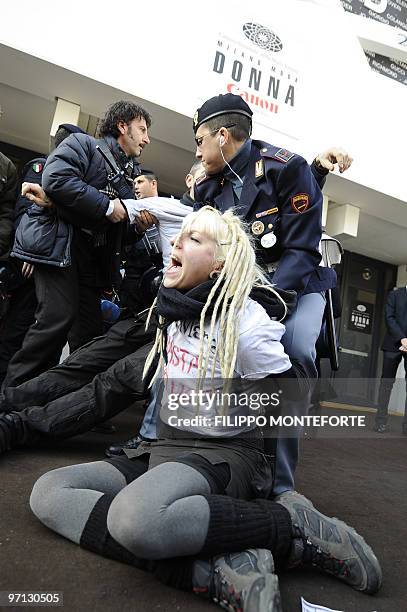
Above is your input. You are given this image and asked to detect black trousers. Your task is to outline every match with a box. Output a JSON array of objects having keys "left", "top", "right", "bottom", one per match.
[
  {"left": 3, "top": 232, "right": 105, "bottom": 388},
  {"left": 2, "top": 311, "right": 156, "bottom": 442},
  {"left": 0, "top": 279, "right": 37, "bottom": 386},
  {"left": 376, "top": 351, "right": 407, "bottom": 426}
]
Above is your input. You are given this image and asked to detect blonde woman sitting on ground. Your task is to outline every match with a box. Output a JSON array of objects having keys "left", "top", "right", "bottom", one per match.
[{"left": 30, "top": 207, "right": 381, "bottom": 612}]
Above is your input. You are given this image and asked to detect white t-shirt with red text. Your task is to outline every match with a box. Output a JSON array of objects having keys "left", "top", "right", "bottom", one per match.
[{"left": 160, "top": 297, "right": 291, "bottom": 436}]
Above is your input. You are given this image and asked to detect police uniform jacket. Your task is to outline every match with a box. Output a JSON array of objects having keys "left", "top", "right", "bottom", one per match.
[
  {"left": 0, "top": 152, "right": 17, "bottom": 258},
  {"left": 194, "top": 139, "right": 336, "bottom": 297},
  {"left": 11, "top": 156, "right": 73, "bottom": 268},
  {"left": 381, "top": 287, "right": 407, "bottom": 352},
  {"left": 14, "top": 157, "right": 47, "bottom": 227}
]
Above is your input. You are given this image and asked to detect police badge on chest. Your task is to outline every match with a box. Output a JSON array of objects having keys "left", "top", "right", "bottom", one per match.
[{"left": 251, "top": 220, "right": 277, "bottom": 249}]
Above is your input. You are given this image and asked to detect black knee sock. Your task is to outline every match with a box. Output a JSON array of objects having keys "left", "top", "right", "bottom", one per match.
[
  {"left": 80, "top": 493, "right": 292, "bottom": 590},
  {"left": 153, "top": 557, "right": 195, "bottom": 591},
  {"left": 155, "top": 496, "right": 293, "bottom": 591},
  {"left": 80, "top": 494, "right": 194, "bottom": 591},
  {"left": 79, "top": 494, "right": 152, "bottom": 571},
  {"left": 200, "top": 495, "right": 293, "bottom": 569}
]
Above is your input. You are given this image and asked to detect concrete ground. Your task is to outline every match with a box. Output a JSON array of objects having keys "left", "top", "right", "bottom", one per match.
[{"left": 0, "top": 406, "right": 406, "bottom": 612}]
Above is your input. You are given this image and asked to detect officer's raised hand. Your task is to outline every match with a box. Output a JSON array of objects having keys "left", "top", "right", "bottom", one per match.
[
  {"left": 315, "top": 148, "right": 353, "bottom": 174},
  {"left": 400, "top": 338, "right": 407, "bottom": 352},
  {"left": 107, "top": 198, "right": 128, "bottom": 223}
]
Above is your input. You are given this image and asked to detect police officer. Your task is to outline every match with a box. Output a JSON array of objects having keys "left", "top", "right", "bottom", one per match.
[
  {"left": 0, "top": 149, "right": 37, "bottom": 386},
  {"left": 0, "top": 151, "right": 20, "bottom": 384},
  {"left": 1, "top": 124, "right": 88, "bottom": 389},
  {"left": 192, "top": 93, "right": 337, "bottom": 495},
  {"left": 0, "top": 151, "right": 17, "bottom": 258}
]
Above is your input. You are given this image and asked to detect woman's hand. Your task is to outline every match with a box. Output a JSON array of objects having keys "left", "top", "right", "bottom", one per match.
[{"left": 22, "top": 262, "right": 35, "bottom": 279}]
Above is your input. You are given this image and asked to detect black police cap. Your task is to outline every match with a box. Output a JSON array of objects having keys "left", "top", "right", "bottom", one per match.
[
  {"left": 58, "top": 123, "right": 87, "bottom": 135},
  {"left": 193, "top": 93, "right": 253, "bottom": 133}
]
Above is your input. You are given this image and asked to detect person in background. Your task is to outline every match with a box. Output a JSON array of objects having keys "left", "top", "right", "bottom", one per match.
[
  {"left": 0, "top": 151, "right": 17, "bottom": 259},
  {"left": 0, "top": 150, "right": 18, "bottom": 384},
  {"left": 119, "top": 172, "right": 162, "bottom": 318},
  {"left": 0, "top": 125, "right": 85, "bottom": 388},
  {"left": 374, "top": 286, "right": 407, "bottom": 434}
]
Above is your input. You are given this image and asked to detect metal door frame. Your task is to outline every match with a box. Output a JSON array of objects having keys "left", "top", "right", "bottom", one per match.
[{"left": 333, "top": 250, "right": 397, "bottom": 406}]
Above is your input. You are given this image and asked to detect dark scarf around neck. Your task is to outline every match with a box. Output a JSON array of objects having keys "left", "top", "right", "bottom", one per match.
[{"left": 156, "top": 281, "right": 296, "bottom": 325}]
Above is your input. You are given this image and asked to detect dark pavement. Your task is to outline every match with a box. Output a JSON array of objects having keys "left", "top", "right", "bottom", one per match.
[{"left": 1, "top": 406, "right": 406, "bottom": 612}]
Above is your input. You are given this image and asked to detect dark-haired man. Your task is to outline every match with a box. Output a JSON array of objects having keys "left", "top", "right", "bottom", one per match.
[
  {"left": 2, "top": 103, "right": 151, "bottom": 389},
  {"left": 134, "top": 173, "right": 158, "bottom": 200},
  {"left": 120, "top": 172, "right": 162, "bottom": 317},
  {"left": 43, "top": 100, "right": 151, "bottom": 287},
  {"left": 192, "top": 93, "right": 350, "bottom": 495}
]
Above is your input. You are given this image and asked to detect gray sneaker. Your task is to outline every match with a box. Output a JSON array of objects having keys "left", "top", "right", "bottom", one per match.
[
  {"left": 273, "top": 489, "right": 315, "bottom": 509},
  {"left": 193, "top": 548, "right": 282, "bottom": 612},
  {"left": 277, "top": 494, "right": 382, "bottom": 594}
]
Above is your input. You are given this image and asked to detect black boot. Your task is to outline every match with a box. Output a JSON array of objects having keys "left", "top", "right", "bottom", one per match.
[
  {"left": 0, "top": 412, "right": 25, "bottom": 455},
  {"left": 105, "top": 434, "right": 155, "bottom": 458}
]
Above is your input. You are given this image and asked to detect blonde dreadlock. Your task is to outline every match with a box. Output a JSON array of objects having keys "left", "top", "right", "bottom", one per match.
[{"left": 142, "top": 206, "right": 287, "bottom": 386}]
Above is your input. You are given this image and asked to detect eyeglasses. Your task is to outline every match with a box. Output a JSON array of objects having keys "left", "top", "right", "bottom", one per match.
[{"left": 194, "top": 124, "right": 236, "bottom": 148}]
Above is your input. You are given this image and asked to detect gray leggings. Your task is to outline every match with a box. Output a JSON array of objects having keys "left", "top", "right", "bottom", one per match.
[{"left": 30, "top": 460, "right": 211, "bottom": 559}]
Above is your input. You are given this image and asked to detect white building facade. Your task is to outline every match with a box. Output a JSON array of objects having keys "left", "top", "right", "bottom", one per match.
[{"left": 1, "top": 0, "right": 406, "bottom": 408}]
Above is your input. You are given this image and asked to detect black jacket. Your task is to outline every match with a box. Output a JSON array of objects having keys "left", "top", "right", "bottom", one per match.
[
  {"left": 42, "top": 134, "right": 138, "bottom": 229},
  {"left": 381, "top": 288, "right": 407, "bottom": 352},
  {"left": 41, "top": 134, "right": 139, "bottom": 285},
  {"left": 0, "top": 152, "right": 17, "bottom": 258}
]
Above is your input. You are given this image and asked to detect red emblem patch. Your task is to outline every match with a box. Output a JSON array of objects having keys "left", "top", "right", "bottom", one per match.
[
  {"left": 273, "top": 148, "right": 295, "bottom": 163},
  {"left": 291, "top": 193, "right": 309, "bottom": 213}
]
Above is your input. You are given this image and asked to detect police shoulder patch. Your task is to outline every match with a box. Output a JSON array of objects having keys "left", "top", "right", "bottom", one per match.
[
  {"left": 291, "top": 193, "right": 310, "bottom": 213},
  {"left": 32, "top": 162, "right": 43, "bottom": 173},
  {"left": 273, "top": 148, "right": 295, "bottom": 163}
]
